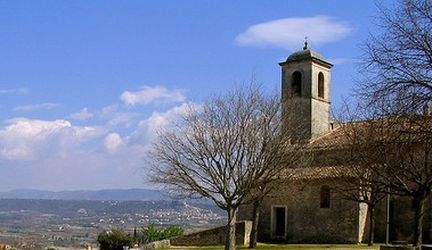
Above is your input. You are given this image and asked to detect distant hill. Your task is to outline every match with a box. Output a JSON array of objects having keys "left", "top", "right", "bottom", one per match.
[{"left": 0, "top": 188, "right": 171, "bottom": 201}]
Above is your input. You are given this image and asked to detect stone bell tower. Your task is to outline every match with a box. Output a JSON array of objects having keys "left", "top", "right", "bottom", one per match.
[{"left": 280, "top": 41, "right": 333, "bottom": 141}]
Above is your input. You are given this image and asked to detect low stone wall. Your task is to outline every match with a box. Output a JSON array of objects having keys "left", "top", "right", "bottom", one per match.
[
  {"left": 171, "top": 220, "right": 252, "bottom": 246},
  {"left": 140, "top": 240, "right": 170, "bottom": 250}
]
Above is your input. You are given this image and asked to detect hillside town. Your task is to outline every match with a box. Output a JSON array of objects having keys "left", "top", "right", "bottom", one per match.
[{"left": 0, "top": 200, "right": 225, "bottom": 249}]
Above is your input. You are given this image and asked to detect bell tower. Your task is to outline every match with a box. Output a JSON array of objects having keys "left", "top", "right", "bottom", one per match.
[{"left": 280, "top": 41, "right": 333, "bottom": 141}]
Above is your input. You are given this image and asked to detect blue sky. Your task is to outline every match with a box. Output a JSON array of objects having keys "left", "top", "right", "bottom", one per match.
[{"left": 0, "top": 0, "right": 379, "bottom": 191}]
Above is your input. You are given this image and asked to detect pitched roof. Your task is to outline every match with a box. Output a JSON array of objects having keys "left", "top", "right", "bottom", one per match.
[
  {"left": 291, "top": 165, "right": 360, "bottom": 180},
  {"left": 309, "top": 115, "right": 432, "bottom": 150}
]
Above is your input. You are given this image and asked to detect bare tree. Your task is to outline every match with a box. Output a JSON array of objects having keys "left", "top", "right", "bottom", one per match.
[
  {"left": 337, "top": 114, "right": 432, "bottom": 246},
  {"left": 360, "top": 0, "right": 432, "bottom": 116},
  {"left": 356, "top": 0, "right": 432, "bottom": 246},
  {"left": 369, "top": 116, "right": 432, "bottom": 247},
  {"left": 149, "top": 85, "right": 302, "bottom": 250}
]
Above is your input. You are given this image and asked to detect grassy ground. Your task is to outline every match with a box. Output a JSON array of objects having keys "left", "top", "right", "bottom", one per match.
[{"left": 170, "top": 243, "right": 380, "bottom": 250}]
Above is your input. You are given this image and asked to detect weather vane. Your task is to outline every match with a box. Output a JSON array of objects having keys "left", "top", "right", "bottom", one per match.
[{"left": 303, "top": 36, "right": 308, "bottom": 50}]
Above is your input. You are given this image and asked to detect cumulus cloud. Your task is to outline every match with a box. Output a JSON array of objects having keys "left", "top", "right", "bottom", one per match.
[
  {"left": 0, "top": 148, "right": 148, "bottom": 190},
  {"left": 142, "top": 103, "right": 191, "bottom": 131},
  {"left": 108, "top": 112, "right": 139, "bottom": 127},
  {"left": 104, "top": 133, "right": 124, "bottom": 153},
  {"left": 0, "top": 116, "right": 149, "bottom": 190},
  {"left": 14, "top": 103, "right": 59, "bottom": 111},
  {"left": 120, "top": 86, "right": 186, "bottom": 106},
  {"left": 0, "top": 118, "right": 103, "bottom": 160},
  {"left": 132, "top": 102, "right": 197, "bottom": 143},
  {"left": 69, "top": 108, "right": 94, "bottom": 120},
  {"left": 0, "top": 86, "right": 195, "bottom": 190},
  {"left": 99, "top": 105, "right": 139, "bottom": 127},
  {"left": 235, "top": 16, "right": 352, "bottom": 50}
]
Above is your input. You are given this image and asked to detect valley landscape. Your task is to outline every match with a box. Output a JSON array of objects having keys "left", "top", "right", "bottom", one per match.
[{"left": 0, "top": 189, "right": 226, "bottom": 249}]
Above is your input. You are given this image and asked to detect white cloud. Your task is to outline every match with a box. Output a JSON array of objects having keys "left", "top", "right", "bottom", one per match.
[
  {"left": 235, "top": 16, "right": 352, "bottom": 50},
  {"left": 69, "top": 108, "right": 94, "bottom": 120},
  {"left": 0, "top": 88, "right": 29, "bottom": 95},
  {"left": 142, "top": 102, "right": 191, "bottom": 132},
  {"left": 104, "top": 133, "right": 124, "bottom": 153},
  {"left": 0, "top": 116, "right": 149, "bottom": 190},
  {"left": 0, "top": 85, "right": 195, "bottom": 189},
  {"left": 120, "top": 85, "right": 186, "bottom": 106},
  {"left": 0, "top": 148, "right": 148, "bottom": 190},
  {"left": 99, "top": 105, "right": 139, "bottom": 127},
  {"left": 108, "top": 112, "right": 139, "bottom": 126},
  {"left": 14, "top": 103, "right": 59, "bottom": 111},
  {"left": 101, "top": 104, "right": 118, "bottom": 115},
  {"left": 0, "top": 118, "right": 103, "bottom": 160},
  {"left": 133, "top": 102, "right": 197, "bottom": 143}
]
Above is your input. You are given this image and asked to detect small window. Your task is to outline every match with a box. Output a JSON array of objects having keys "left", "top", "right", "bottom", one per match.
[
  {"left": 291, "top": 71, "right": 302, "bottom": 97},
  {"left": 320, "top": 185, "right": 331, "bottom": 208},
  {"left": 318, "top": 72, "right": 324, "bottom": 98}
]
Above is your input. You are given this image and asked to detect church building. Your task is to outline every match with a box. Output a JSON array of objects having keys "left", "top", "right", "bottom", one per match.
[{"left": 239, "top": 43, "right": 432, "bottom": 244}]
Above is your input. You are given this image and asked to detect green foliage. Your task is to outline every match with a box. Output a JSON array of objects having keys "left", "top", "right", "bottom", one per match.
[
  {"left": 163, "top": 225, "right": 184, "bottom": 238},
  {"left": 140, "top": 224, "right": 184, "bottom": 243},
  {"left": 97, "top": 229, "right": 135, "bottom": 250}
]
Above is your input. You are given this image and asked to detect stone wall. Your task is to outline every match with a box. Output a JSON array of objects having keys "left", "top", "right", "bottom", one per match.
[
  {"left": 170, "top": 220, "right": 252, "bottom": 246},
  {"left": 241, "top": 177, "right": 432, "bottom": 245},
  {"left": 141, "top": 240, "right": 170, "bottom": 250},
  {"left": 239, "top": 178, "right": 362, "bottom": 243}
]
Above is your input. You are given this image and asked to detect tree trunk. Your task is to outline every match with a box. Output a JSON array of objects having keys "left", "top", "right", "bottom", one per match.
[
  {"left": 225, "top": 207, "right": 238, "bottom": 250},
  {"left": 367, "top": 204, "right": 375, "bottom": 246},
  {"left": 249, "top": 199, "right": 261, "bottom": 248},
  {"left": 413, "top": 195, "right": 425, "bottom": 247}
]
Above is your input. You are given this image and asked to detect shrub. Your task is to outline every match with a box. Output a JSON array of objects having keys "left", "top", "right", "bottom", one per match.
[
  {"left": 141, "top": 224, "right": 183, "bottom": 243},
  {"left": 97, "top": 229, "right": 135, "bottom": 250}
]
